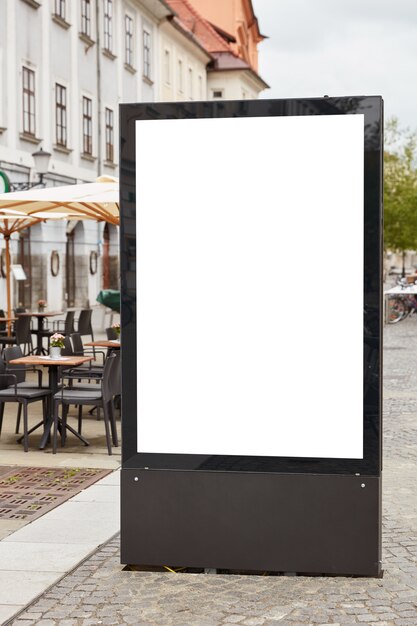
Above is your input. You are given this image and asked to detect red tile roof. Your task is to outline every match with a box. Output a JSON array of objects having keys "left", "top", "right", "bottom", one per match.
[
  {"left": 165, "top": 0, "right": 268, "bottom": 87},
  {"left": 166, "top": 0, "right": 232, "bottom": 54},
  {"left": 210, "top": 51, "right": 251, "bottom": 71}
]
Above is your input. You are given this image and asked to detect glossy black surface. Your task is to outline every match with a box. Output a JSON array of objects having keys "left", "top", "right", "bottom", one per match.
[
  {"left": 121, "top": 469, "right": 381, "bottom": 576},
  {"left": 120, "top": 96, "right": 383, "bottom": 475}
]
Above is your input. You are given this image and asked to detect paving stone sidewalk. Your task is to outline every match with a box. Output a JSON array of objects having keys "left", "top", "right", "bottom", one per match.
[{"left": 10, "top": 321, "right": 417, "bottom": 626}]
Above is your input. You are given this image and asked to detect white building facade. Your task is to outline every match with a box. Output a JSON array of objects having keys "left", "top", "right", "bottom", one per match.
[{"left": 0, "top": 0, "right": 267, "bottom": 312}]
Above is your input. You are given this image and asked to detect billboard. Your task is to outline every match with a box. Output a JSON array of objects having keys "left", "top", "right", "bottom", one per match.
[{"left": 120, "top": 97, "right": 383, "bottom": 576}]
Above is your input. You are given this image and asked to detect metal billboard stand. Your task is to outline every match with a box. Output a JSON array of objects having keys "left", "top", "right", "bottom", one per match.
[{"left": 120, "top": 96, "right": 383, "bottom": 577}]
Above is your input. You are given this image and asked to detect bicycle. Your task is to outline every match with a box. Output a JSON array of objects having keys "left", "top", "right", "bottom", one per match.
[{"left": 387, "top": 278, "right": 417, "bottom": 323}]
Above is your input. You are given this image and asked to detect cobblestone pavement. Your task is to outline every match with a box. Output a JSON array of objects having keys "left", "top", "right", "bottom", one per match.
[{"left": 10, "top": 321, "right": 417, "bottom": 626}]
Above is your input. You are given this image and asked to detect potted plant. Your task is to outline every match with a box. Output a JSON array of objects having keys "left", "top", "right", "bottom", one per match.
[
  {"left": 111, "top": 322, "right": 120, "bottom": 338},
  {"left": 38, "top": 299, "right": 47, "bottom": 312},
  {"left": 50, "top": 333, "right": 65, "bottom": 359}
]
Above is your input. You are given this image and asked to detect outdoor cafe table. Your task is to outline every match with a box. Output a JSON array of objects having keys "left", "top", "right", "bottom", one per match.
[
  {"left": 84, "top": 340, "right": 120, "bottom": 349},
  {"left": 10, "top": 354, "right": 93, "bottom": 450},
  {"left": 17, "top": 311, "right": 63, "bottom": 355}
]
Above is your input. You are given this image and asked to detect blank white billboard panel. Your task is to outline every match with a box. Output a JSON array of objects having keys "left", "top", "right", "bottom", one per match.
[{"left": 136, "top": 114, "right": 364, "bottom": 459}]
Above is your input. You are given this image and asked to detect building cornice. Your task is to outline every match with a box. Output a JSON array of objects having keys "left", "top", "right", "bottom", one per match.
[
  {"left": 136, "top": 0, "right": 175, "bottom": 21},
  {"left": 208, "top": 66, "right": 269, "bottom": 91}
]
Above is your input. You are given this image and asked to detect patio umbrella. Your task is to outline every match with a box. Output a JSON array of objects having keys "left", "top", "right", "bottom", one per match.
[
  {"left": 0, "top": 176, "right": 119, "bottom": 329},
  {"left": 0, "top": 175, "right": 119, "bottom": 224},
  {"left": 96, "top": 289, "right": 120, "bottom": 312}
]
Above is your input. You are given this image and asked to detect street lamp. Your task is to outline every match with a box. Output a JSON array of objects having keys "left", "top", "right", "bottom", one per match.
[
  {"left": 6, "top": 147, "right": 51, "bottom": 191},
  {"left": 31, "top": 148, "right": 51, "bottom": 186}
]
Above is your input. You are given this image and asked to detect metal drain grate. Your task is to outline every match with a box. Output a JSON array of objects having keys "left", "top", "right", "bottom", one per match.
[{"left": 0, "top": 466, "right": 112, "bottom": 521}]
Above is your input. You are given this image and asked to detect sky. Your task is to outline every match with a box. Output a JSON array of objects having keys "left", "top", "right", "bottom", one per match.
[{"left": 253, "top": 0, "right": 417, "bottom": 131}]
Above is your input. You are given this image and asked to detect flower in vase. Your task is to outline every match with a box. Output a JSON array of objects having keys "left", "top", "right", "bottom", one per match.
[
  {"left": 50, "top": 333, "right": 65, "bottom": 348},
  {"left": 111, "top": 322, "right": 120, "bottom": 336}
]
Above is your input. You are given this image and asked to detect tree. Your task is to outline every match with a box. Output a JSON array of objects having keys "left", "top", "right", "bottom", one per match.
[{"left": 384, "top": 119, "right": 417, "bottom": 270}]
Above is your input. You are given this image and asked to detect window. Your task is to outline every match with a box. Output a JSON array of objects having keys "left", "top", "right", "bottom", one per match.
[
  {"left": 103, "top": 0, "right": 113, "bottom": 52},
  {"left": 105, "top": 108, "right": 114, "bottom": 162},
  {"left": 55, "top": 84, "right": 67, "bottom": 147},
  {"left": 54, "top": 0, "right": 65, "bottom": 19},
  {"left": 143, "top": 29, "right": 151, "bottom": 79},
  {"left": 212, "top": 89, "right": 224, "bottom": 99},
  {"left": 81, "top": 0, "right": 91, "bottom": 37},
  {"left": 188, "top": 68, "right": 193, "bottom": 100},
  {"left": 125, "top": 15, "right": 133, "bottom": 66},
  {"left": 82, "top": 96, "right": 92, "bottom": 155},
  {"left": 22, "top": 67, "right": 36, "bottom": 136},
  {"left": 164, "top": 50, "right": 170, "bottom": 84},
  {"left": 178, "top": 59, "right": 183, "bottom": 92}
]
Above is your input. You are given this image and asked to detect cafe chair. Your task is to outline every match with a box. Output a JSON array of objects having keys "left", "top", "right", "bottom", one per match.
[
  {"left": 37, "top": 312, "right": 76, "bottom": 353},
  {"left": 77, "top": 309, "right": 94, "bottom": 344},
  {"left": 61, "top": 335, "right": 74, "bottom": 356},
  {"left": 69, "top": 333, "right": 105, "bottom": 378},
  {"left": 35, "top": 321, "right": 55, "bottom": 350},
  {"left": 14, "top": 307, "right": 36, "bottom": 333},
  {"left": 4, "top": 346, "right": 44, "bottom": 388},
  {"left": 62, "top": 331, "right": 112, "bottom": 418},
  {"left": 61, "top": 333, "right": 105, "bottom": 422},
  {"left": 0, "top": 309, "right": 8, "bottom": 337},
  {"left": 55, "top": 335, "right": 74, "bottom": 379},
  {"left": 3, "top": 346, "right": 44, "bottom": 433},
  {"left": 52, "top": 310, "right": 76, "bottom": 335},
  {"left": 61, "top": 335, "right": 101, "bottom": 391},
  {"left": 76, "top": 349, "right": 120, "bottom": 441},
  {"left": 55, "top": 338, "right": 75, "bottom": 410},
  {"left": 0, "top": 316, "right": 33, "bottom": 355},
  {"left": 0, "top": 316, "right": 18, "bottom": 351},
  {"left": 60, "top": 335, "right": 99, "bottom": 391},
  {"left": 105, "top": 327, "right": 120, "bottom": 362},
  {"left": 76, "top": 309, "right": 95, "bottom": 358},
  {"left": 106, "top": 327, "right": 118, "bottom": 340},
  {"left": 52, "top": 351, "right": 119, "bottom": 455},
  {"left": 0, "top": 358, "right": 50, "bottom": 452}
]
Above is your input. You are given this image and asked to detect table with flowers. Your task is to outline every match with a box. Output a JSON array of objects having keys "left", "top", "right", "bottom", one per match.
[
  {"left": 17, "top": 310, "right": 63, "bottom": 355},
  {"left": 11, "top": 353, "right": 94, "bottom": 450}
]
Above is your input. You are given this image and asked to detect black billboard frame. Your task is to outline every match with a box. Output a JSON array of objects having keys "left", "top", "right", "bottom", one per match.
[{"left": 120, "top": 96, "right": 383, "bottom": 576}]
